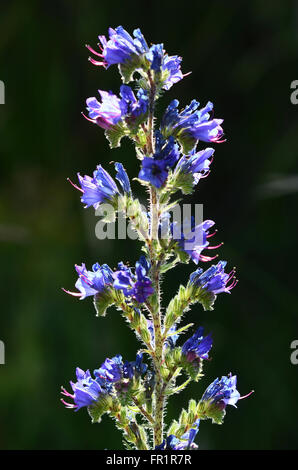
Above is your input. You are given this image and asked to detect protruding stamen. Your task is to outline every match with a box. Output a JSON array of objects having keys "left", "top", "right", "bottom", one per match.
[
  {"left": 67, "top": 177, "right": 83, "bottom": 192},
  {"left": 239, "top": 390, "right": 254, "bottom": 400},
  {"left": 200, "top": 254, "right": 218, "bottom": 262},
  {"left": 88, "top": 56, "right": 106, "bottom": 66},
  {"left": 85, "top": 44, "right": 103, "bottom": 57},
  {"left": 208, "top": 242, "right": 223, "bottom": 250},
  {"left": 81, "top": 111, "right": 95, "bottom": 123},
  {"left": 62, "top": 287, "right": 82, "bottom": 297},
  {"left": 207, "top": 229, "right": 218, "bottom": 238}
]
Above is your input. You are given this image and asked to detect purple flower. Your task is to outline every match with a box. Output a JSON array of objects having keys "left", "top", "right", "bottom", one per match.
[
  {"left": 84, "top": 85, "right": 148, "bottom": 130},
  {"left": 190, "top": 261, "right": 238, "bottom": 294},
  {"left": 86, "top": 26, "right": 149, "bottom": 68},
  {"left": 61, "top": 368, "right": 103, "bottom": 411},
  {"left": 138, "top": 133, "right": 180, "bottom": 188},
  {"left": 84, "top": 90, "right": 126, "bottom": 129},
  {"left": 175, "top": 147, "right": 215, "bottom": 185},
  {"left": 146, "top": 44, "right": 184, "bottom": 90},
  {"left": 200, "top": 374, "right": 241, "bottom": 410},
  {"left": 162, "top": 99, "right": 224, "bottom": 145},
  {"left": 63, "top": 262, "right": 113, "bottom": 300},
  {"left": 138, "top": 158, "right": 169, "bottom": 188},
  {"left": 172, "top": 218, "right": 222, "bottom": 264},
  {"left": 94, "top": 353, "right": 147, "bottom": 385},
  {"left": 69, "top": 163, "right": 130, "bottom": 209},
  {"left": 113, "top": 256, "right": 154, "bottom": 303},
  {"left": 94, "top": 354, "right": 124, "bottom": 383},
  {"left": 182, "top": 327, "right": 213, "bottom": 364},
  {"left": 120, "top": 85, "right": 149, "bottom": 118},
  {"left": 77, "top": 165, "right": 119, "bottom": 208}
]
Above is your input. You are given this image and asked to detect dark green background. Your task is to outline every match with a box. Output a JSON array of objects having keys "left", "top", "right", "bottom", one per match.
[{"left": 1, "top": 0, "right": 298, "bottom": 449}]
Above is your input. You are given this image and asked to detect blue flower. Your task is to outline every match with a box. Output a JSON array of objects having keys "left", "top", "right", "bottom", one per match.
[
  {"left": 172, "top": 218, "right": 221, "bottom": 264},
  {"left": 94, "top": 353, "right": 147, "bottom": 385},
  {"left": 162, "top": 99, "right": 224, "bottom": 145},
  {"left": 155, "top": 131, "right": 180, "bottom": 167},
  {"left": 146, "top": 44, "right": 184, "bottom": 90},
  {"left": 76, "top": 165, "right": 119, "bottom": 209},
  {"left": 85, "top": 90, "right": 126, "bottom": 129},
  {"left": 61, "top": 368, "right": 103, "bottom": 411},
  {"left": 64, "top": 263, "right": 113, "bottom": 300},
  {"left": 190, "top": 261, "right": 238, "bottom": 294},
  {"left": 87, "top": 26, "right": 149, "bottom": 68},
  {"left": 114, "top": 162, "right": 131, "bottom": 194},
  {"left": 113, "top": 256, "right": 154, "bottom": 303},
  {"left": 69, "top": 163, "right": 131, "bottom": 209},
  {"left": 84, "top": 85, "right": 148, "bottom": 129},
  {"left": 200, "top": 374, "right": 240, "bottom": 410},
  {"left": 155, "top": 420, "right": 200, "bottom": 450},
  {"left": 138, "top": 158, "right": 169, "bottom": 188},
  {"left": 182, "top": 327, "right": 213, "bottom": 363},
  {"left": 138, "top": 133, "right": 180, "bottom": 188},
  {"left": 94, "top": 355, "right": 124, "bottom": 383},
  {"left": 120, "top": 85, "right": 149, "bottom": 118},
  {"left": 175, "top": 147, "right": 215, "bottom": 185}
]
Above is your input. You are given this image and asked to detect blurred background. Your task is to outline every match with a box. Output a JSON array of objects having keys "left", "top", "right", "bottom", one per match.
[{"left": 0, "top": 0, "right": 298, "bottom": 450}]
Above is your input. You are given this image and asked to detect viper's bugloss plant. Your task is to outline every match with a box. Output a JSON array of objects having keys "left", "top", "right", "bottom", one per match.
[{"left": 61, "top": 25, "right": 253, "bottom": 450}]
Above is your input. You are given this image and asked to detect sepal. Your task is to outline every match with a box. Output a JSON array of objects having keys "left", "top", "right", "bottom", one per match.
[
  {"left": 197, "top": 400, "right": 225, "bottom": 425},
  {"left": 105, "top": 121, "right": 127, "bottom": 148},
  {"left": 93, "top": 289, "right": 115, "bottom": 317},
  {"left": 87, "top": 393, "right": 113, "bottom": 423}
]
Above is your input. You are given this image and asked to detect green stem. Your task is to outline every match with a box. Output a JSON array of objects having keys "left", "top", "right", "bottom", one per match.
[
  {"left": 145, "top": 70, "right": 165, "bottom": 447},
  {"left": 132, "top": 396, "right": 154, "bottom": 425}
]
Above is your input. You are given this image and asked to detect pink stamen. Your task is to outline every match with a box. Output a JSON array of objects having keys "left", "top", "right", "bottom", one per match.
[
  {"left": 85, "top": 44, "right": 103, "bottom": 57},
  {"left": 61, "top": 387, "right": 75, "bottom": 399},
  {"left": 61, "top": 398, "right": 76, "bottom": 409},
  {"left": 239, "top": 390, "right": 254, "bottom": 400},
  {"left": 201, "top": 170, "right": 211, "bottom": 179},
  {"left": 88, "top": 57, "right": 106, "bottom": 66},
  {"left": 227, "top": 279, "right": 238, "bottom": 290},
  {"left": 67, "top": 177, "right": 83, "bottom": 192},
  {"left": 207, "top": 230, "right": 218, "bottom": 238},
  {"left": 208, "top": 242, "right": 223, "bottom": 250},
  {"left": 200, "top": 254, "right": 218, "bottom": 262},
  {"left": 183, "top": 71, "right": 192, "bottom": 78},
  {"left": 62, "top": 288, "right": 82, "bottom": 298},
  {"left": 81, "top": 111, "right": 95, "bottom": 123}
]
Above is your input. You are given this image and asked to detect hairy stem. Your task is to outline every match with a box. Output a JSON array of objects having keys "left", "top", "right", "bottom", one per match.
[
  {"left": 146, "top": 70, "right": 165, "bottom": 447},
  {"left": 132, "top": 396, "right": 154, "bottom": 425}
]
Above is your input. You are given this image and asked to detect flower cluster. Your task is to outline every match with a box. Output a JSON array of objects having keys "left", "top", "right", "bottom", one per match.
[
  {"left": 63, "top": 262, "right": 113, "bottom": 300},
  {"left": 113, "top": 256, "right": 154, "bottom": 303},
  {"left": 68, "top": 162, "right": 130, "bottom": 210},
  {"left": 139, "top": 132, "right": 180, "bottom": 188},
  {"left": 61, "top": 353, "right": 148, "bottom": 411},
  {"left": 84, "top": 85, "right": 148, "bottom": 129},
  {"left": 61, "top": 24, "right": 251, "bottom": 451},
  {"left": 161, "top": 99, "right": 224, "bottom": 150},
  {"left": 190, "top": 260, "right": 238, "bottom": 295},
  {"left": 182, "top": 327, "right": 213, "bottom": 364}
]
